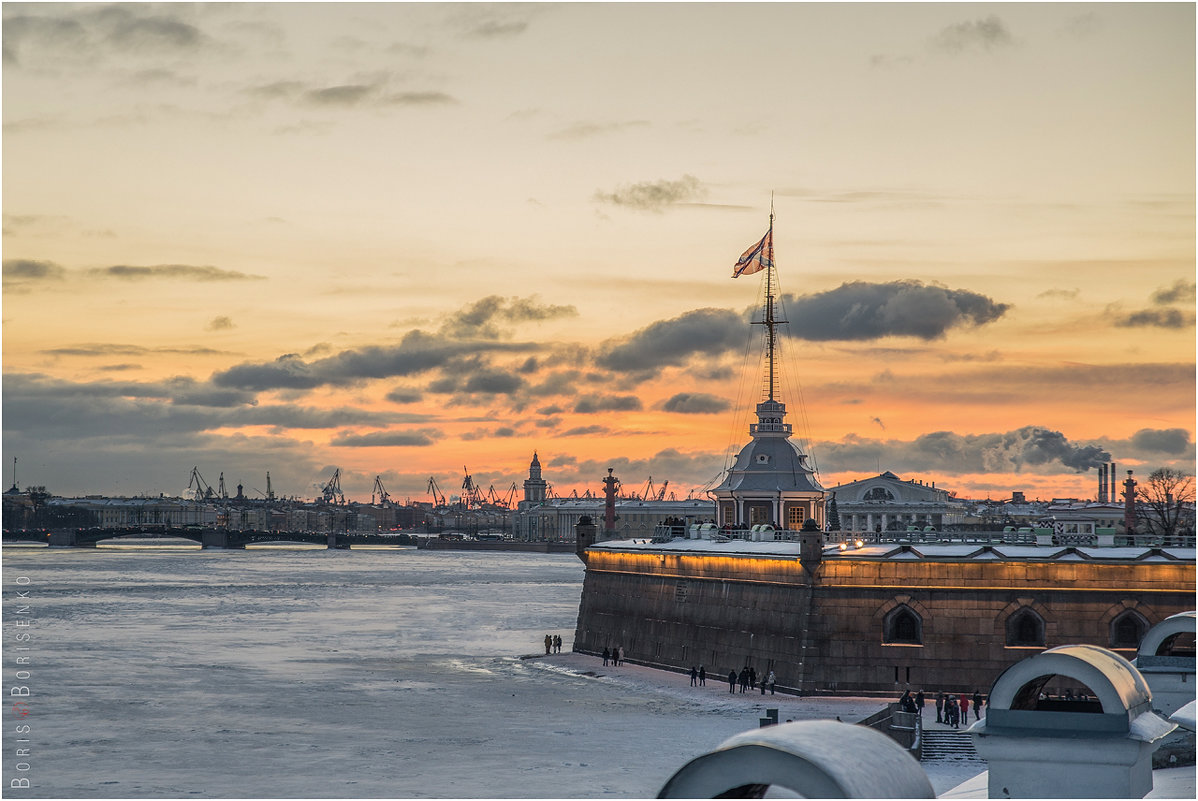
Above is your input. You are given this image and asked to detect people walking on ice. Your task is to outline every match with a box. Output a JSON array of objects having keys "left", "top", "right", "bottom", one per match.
[
  {"left": 553, "top": 634, "right": 562, "bottom": 653},
  {"left": 690, "top": 666, "right": 698, "bottom": 686},
  {"left": 617, "top": 645, "right": 624, "bottom": 666},
  {"left": 544, "top": 634, "right": 552, "bottom": 655},
  {"left": 699, "top": 666, "right": 706, "bottom": 686},
  {"left": 602, "top": 647, "right": 610, "bottom": 666},
  {"left": 727, "top": 669, "right": 736, "bottom": 693}
]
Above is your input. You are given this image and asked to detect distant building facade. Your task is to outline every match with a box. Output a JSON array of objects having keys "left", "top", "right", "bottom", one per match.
[{"left": 827, "top": 471, "right": 968, "bottom": 532}]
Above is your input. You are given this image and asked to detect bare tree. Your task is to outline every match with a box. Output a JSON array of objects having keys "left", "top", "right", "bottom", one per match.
[{"left": 1136, "top": 468, "right": 1196, "bottom": 541}]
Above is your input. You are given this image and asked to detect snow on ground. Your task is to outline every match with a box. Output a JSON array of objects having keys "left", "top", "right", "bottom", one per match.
[{"left": 530, "top": 653, "right": 987, "bottom": 797}]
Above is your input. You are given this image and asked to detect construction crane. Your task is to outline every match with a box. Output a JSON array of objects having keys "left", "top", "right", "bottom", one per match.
[
  {"left": 372, "top": 476, "right": 392, "bottom": 506},
  {"left": 427, "top": 476, "right": 446, "bottom": 507},
  {"left": 656, "top": 480, "right": 669, "bottom": 501},
  {"left": 187, "top": 467, "right": 216, "bottom": 501},
  {"left": 320, "top": 468, "right": 345, "bottom": 505},
  {"left": 218, "top": 472, "right": 228, "bottom": 500}
]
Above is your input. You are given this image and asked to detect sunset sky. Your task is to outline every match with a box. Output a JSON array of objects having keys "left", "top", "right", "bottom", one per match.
[{"left": 3, "top": 2, "right": 1194, "bottom": 505}]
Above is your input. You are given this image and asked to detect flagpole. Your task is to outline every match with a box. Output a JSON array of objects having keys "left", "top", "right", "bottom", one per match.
[{"left": 766, "top": 197, "right": 776, "bottom": 402}]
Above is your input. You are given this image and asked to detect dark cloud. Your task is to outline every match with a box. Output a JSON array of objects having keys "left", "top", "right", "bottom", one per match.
[
  {"left": 462, "top": 369, "right": 524, "bottom": 395},
  {"left": 1151, "top": 280, "right": 1196, "bottom": 305},
  {"left": 385, "top": 387, "right": 423, "bottom": 404},
  {"left": 212, "top": 330, "right": 538, "bottom": 392},
  {"left": 444, "top": 295, "right": 577, "bottom": 340},
  {"left": 780, "top": 281, "right": 1010, "bottom": 341},
  {"left": 930, "top": 15, "right": 1016, "bottom": 54},
  {"left": 2, "top": 14, "right": 88, "bottom": 66},
  {"left": 1114, "top": 308, "right": 1195, "bottom": 329},
  {"left": 105, "top": 13, "right": 206, "bottom": 52},
  {"left": 305, "top": 84, "right": 376, "bottom": 106},
  {"left": 329, "top": 430, "right": 439, "bottom": 447},
  {"left": 384, "top": 91, "right": 455, "bottom": 106},
  {"left": 246, "top": 81, "right": 305, "bottom": 99},
  {"left": 661, "top": 393, "right": 730, "bottom": 415},
  {"left": 1129, "top": 428, "right": 1192, "bottom": 455},
  {"left": 818, "top": 426, "right": 1110, "bottom": 477},
  {"left": 548, "top": 121, "right": 650, "bottom": 141},
  {"left": 537, "top": 405, "right": 564, "bottom": 416},
  {"left": 3, "top": 258, "right": 66, "bottom": 285},
  {"left": 595, "top": 308, "right": 743, "bottom": 371},
  {"left": 594, "top": 175, "right": 706, "bottom": 212},
  {"left": 573, "top": 395, "right": 642, "bottom": 414},
  {"left": 41, "top": 343, "right": 235, "bottom": 358},
  {"left": 206, "top": 316, "right": 235, "bottom": 331},
  {"left": 89, "top": 264, "right": 265, "bottom": 282},
  {"left": 1037, "top": 288, "right": 1080, "bottom": 300},
  {"left": 560, "top": 425, "right": 610, "bottom": 437},
  {"left": 450, "top": 5, "right": 541, "bottom": 39},
  {"left": 461, "top": 426, "right": 518, "bottom": 441}
]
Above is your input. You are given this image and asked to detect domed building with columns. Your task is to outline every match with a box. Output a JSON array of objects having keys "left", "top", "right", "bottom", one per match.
[{"left": 827, "top": 471, "right": 968, "bottom": 532}]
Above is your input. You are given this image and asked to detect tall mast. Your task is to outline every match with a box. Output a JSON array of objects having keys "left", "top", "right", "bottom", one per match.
[{"left": 755, "top": 197, "right": 783, "bottom": 402}]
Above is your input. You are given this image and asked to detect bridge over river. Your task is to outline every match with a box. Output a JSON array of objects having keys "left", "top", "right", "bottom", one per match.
[{"left": 1, "top": 526, "right": 410, "bottom": 549}]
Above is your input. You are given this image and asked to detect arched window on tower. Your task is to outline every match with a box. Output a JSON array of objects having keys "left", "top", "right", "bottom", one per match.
[
  {"left": 883, "top": 605, "right": 923, "bottom": 645},
  {"left": 1006, "top": 608, "right": 1046, "bottom": 648},
  {"left": 1109, "top": 610, "right": 1148, "bottom": 650}
]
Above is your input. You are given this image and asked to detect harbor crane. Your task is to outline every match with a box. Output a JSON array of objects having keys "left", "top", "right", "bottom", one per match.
[
  {"left": 427, "top": 476, "right": 446, "bottom": 507},
  {"left": 461, "top": 466, "right": 485, "bottom": 509},
  {"left": 188, "top": 467, "right": 217, "bottom": 501},
  {"left": 320, "top": 468, "right": 345, "bottom": 505},
  {"left": 372, "top": 476, "right": 392, "bottom": 506}
]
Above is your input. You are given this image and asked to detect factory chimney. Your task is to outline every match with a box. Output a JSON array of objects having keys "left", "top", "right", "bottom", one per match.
[{"left": 1099, "top": 464, "right": 1107, "bottom": 503}]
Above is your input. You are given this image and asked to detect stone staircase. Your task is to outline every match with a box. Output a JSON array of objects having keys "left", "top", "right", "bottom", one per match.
[{"left": 920, "top": 729, "right": 984, "bottom": 762}]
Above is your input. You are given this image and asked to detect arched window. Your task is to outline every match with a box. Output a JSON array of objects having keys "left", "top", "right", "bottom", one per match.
[
  {"left": 1006, "top": 608, "right": 1046, "bottom": 647},
  {"left": 864, "top": 487, "right": 894, "bottom": 502},
  {"left": 884, "top": 605, "right": 922, "bottom": 645},
  {"left": 1109, "top": 610, "right": 1147, "bottom": 649}
]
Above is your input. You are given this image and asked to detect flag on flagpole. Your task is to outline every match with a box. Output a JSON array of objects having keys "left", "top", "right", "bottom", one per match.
[{"left": 732, "top": 227, "right": 773, "bottom": 278}]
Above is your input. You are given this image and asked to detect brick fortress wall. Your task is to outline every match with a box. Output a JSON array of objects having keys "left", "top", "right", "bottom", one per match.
[{"left": 572, "top": 549, "right": 1194, "bottom": 695}]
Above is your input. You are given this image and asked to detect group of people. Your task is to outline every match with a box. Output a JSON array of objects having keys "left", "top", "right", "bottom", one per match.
[
  {"left": 898, "top": 689, "right": 986, "bottom": 728},
  {"left": 601, "top": 645, "right": 624, "bottom": 666},
  {"left": 936, "top": 691, "right": 985, "bottom": 727},
  {"left": 543, "top": 634, "right": 562, "bottom": 655},
  {"left": 726, "top": 665, "right": 777, "bottom": 695}
]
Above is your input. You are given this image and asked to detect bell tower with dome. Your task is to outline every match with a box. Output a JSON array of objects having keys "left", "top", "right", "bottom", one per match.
[{"left": 522, "top": 451, "right": 548, "bottom": 506}]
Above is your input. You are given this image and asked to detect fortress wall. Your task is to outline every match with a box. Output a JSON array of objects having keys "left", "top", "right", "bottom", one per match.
[{"left": 573, "top": 549, "right": 1195, "bottom": 695}]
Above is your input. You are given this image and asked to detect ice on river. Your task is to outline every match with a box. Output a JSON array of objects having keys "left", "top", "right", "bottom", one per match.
[{"left": 3, "top": 545, "right": 968, "bottom": 798}]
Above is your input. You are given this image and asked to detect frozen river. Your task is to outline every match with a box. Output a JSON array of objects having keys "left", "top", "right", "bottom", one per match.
[{"left": 2, "top": 544, "right": 918, "bottom": 798}]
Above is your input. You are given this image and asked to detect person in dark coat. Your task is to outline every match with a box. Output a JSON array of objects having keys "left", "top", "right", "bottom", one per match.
[
  {"left": 544, "top": 634, "right": 552, "bottom": 655},
  {"left": 935, "top": 692, "right": 945, "bottom": 723},
  {"left": 690, "top": 666, "right": 698, "bottom": 687},
  {"left": 699, "top": 666, "right": 706, "bottom": 686},
  {"left": 972, "top": 691, "right": 983, "bottom": 720},
  {"left": 602, "top": 647, "right": 610, "bottom": 666},
  {"left": 739, "top": 667, "right": 749, "bottom": 693},
  {"left": 915, "top": 690, "right": 925, "bottom": 717},
  {"left": 728, "top": 670, "right": 737, "bottom": 693},
  {"left": 748, "top": 666, "right": 757, "bottom": 691}
]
